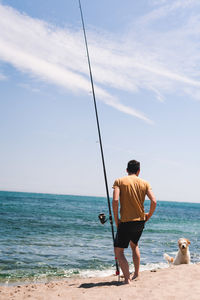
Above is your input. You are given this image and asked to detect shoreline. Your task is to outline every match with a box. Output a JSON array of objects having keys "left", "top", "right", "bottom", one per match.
[
  {"left": 0, "top": 262, "right": 169, "bottom": 287},
  {"left": 0, "top": 263, "right": 199, "bottom": 300}
]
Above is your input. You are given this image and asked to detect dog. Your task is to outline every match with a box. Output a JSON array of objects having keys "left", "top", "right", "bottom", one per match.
[{"left": 164, "top": 238, "right": 191, "bottom": 265}]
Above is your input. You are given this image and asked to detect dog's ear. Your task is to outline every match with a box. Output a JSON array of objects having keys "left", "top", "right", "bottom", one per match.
[{"left": 186, "top": 239, "right": 191, "bottom": 245}]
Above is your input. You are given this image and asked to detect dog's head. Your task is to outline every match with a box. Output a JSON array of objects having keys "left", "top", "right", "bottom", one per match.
[{"left": 178, "top": 238, "right": 190, "bottom": 253}]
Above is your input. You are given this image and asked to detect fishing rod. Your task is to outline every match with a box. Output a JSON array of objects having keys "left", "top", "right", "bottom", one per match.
[{"left": 78, "top": 0, "right": 120, "bottom": 276}]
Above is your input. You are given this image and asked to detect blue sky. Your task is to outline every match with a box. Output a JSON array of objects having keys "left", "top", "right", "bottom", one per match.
[{"left": 0, "top": 0, "right": 200, "bottom": 202}]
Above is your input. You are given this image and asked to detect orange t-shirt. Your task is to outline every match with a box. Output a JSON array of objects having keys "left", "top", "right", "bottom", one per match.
[{"left": 113, "top": 175, "right": 151, "bottom": 222}]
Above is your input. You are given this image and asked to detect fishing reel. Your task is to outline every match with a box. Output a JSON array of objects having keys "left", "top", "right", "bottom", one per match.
[{"left": 98, "top": 213, "right": 107, "bottom": 224}]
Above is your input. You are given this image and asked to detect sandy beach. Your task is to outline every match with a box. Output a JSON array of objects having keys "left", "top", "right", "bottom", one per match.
[{"left": 0, "top": 263, "right": 200, "bottom": 300}]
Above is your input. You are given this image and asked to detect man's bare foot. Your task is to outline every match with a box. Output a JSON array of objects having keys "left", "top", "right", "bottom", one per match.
[
  {"left": 124, "top": 279, "right": 131, "bottom": 284},
  {"left": 132, "top": 274, "right": 139, "bottom": 280}
]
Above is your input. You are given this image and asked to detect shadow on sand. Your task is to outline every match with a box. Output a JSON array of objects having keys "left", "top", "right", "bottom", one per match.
[{"left": 79, "top": 280, "right": 124, "bottom": 289}]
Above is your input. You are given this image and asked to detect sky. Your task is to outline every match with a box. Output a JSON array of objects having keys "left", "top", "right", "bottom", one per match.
[{"left": 0, "top": 0, "right": 200, "bottom": 203}]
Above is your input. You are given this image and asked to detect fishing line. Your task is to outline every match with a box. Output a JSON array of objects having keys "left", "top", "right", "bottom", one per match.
[{"left": 78, "top": 0, "right": 120, "bottom": 276}]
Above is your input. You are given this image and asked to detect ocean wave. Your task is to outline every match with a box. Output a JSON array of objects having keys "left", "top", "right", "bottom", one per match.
[{"left": 71, "top": 262, "right": 169, "bottom": 279}]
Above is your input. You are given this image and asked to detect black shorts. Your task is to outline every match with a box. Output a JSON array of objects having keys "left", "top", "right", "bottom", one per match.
[{"left": 114, "top": 221, "right": 145, "bottom": 248}]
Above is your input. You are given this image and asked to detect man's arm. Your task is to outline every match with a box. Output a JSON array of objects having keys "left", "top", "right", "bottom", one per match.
[
  {"left": 145, "top": 189, "right": 157, "bottom": 222},
  {"left": 112, "top": 186, "right": 120, "bottom": 227}
]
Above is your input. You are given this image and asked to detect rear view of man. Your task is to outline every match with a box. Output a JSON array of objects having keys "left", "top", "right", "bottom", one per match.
[{"left": 112, "top": 160, "right": 156, "bottom": 284}]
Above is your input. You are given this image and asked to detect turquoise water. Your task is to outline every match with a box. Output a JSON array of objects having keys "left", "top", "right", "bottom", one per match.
[{"left": 0, "top": 191, "right": 200, "bottom": 285}]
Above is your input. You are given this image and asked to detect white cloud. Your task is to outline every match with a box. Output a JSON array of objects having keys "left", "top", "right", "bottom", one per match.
[
  {"left": 146, "top": 0, "right": 200, "bottom": 24},
  {"left": 0, "top": 67, "right": 7, "bottom": 80},
  {"left": 126, "top": 0, "right": 200, "bottom": 100},
  {"left": 0, "top": 1, "right": 200, "bottom": 123},
  {"left": 0, "top": 73, "right": 7, "bottom": 80},
  {"left": 17, "top": 83, "right": 40, "bottom": 93},
  {"left": 0, "top": 4, "right": 152, "bottom": 123}
]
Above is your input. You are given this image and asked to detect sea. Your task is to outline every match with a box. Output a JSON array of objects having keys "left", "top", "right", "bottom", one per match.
[{"left": 0, "top": 191, "right": 200, "bottom": 286}]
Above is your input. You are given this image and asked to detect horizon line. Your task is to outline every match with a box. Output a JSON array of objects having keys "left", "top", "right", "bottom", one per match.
[{"left": 0, "top": 189, "right": 199, "bottom": 204}]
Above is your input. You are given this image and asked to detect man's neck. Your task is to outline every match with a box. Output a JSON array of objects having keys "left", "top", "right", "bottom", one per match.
[{"left": 128, "top": 171, "right": 140, "bottom": 176}]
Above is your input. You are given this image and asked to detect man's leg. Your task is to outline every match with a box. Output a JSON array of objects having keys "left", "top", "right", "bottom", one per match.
[
  {"left": 114, "top": 247, "right": 131, "bottom": 284},
  {"left": 130, "top": 241, "right": 140, "bottom": 279}
]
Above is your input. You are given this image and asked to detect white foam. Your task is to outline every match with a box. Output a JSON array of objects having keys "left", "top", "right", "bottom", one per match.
[
  {"left": 75, "top": 262, "right": 169, "bottom": 279},
  {"left": 79, "top": 269, "right": 114, "bottom": 278},
  {"left": 140, "top": 262, "right": 169, "bottom": 271}
]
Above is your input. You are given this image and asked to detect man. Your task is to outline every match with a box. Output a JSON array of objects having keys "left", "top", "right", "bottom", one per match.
[{"left": 112, "top": 160, "right": 156, "bottom": 284}]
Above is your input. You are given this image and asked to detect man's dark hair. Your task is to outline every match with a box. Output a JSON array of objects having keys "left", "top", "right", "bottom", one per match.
[{"left": 127, "top": 160, "right": 140, "bottom": 174}]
